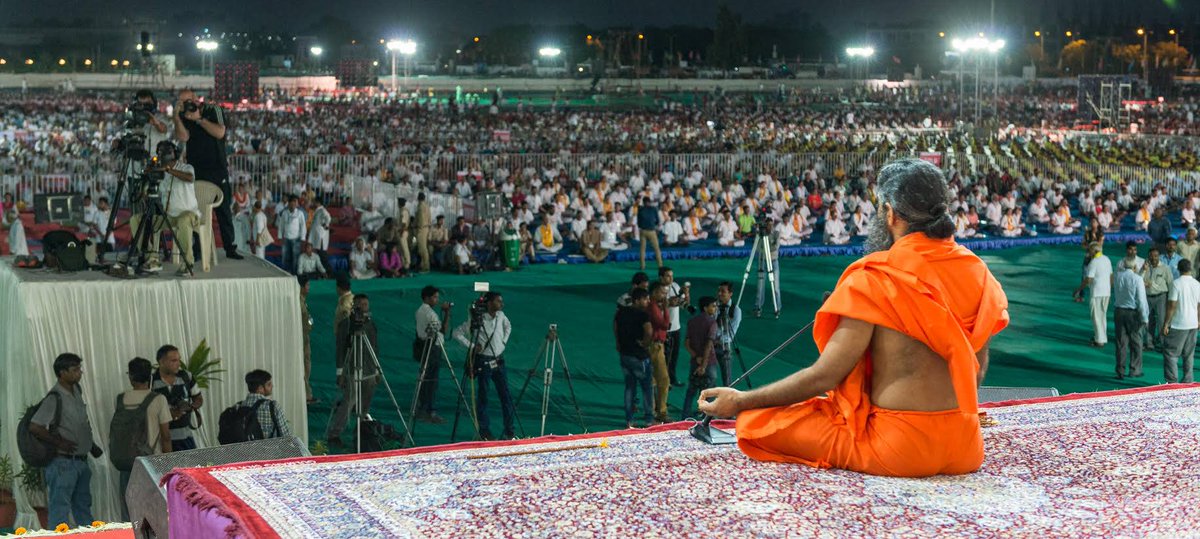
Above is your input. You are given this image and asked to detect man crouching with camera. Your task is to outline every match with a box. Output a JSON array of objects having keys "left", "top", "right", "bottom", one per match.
[
  {"left": 452, "top": 291, "right": 514, "bottom": 440},
  {"left": 154, "top": 141, "right": 200, "bottom": 276}
]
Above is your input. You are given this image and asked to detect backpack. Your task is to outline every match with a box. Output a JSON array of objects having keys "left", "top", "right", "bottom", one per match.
[
  {"left": 108, "top": 392, "right": 159, "bottom": 471},
  {"left": 217, "top": 400, "right": 275, "bottom": 445},
  {"left": 16, "top": 392, "right": 62, "bottom": 467}
]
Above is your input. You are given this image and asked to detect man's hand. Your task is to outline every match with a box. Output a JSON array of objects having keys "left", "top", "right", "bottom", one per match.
[
  {"left": 192, "top": 394, "right": 204, "bottom": 409},
  {"left": 692, "top": 364, "right": 706, "bottom": 377},
  {"left": 1163, "top": 325, "right": 1171, "bottom": 337},
  {"left": 183, "top": 108, "right": 201, "bottom": 122},
  {"left": 697, "top": 387, "right": 744, "bottom": 418},
  {"left": 90, "top": 444, "right": 103, "bottom": 458}
]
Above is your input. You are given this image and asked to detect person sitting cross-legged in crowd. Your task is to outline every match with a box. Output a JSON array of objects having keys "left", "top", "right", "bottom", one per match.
[
  {"left": 296, "top": 242, "right": 328, "bottom": 280},
  {"left": 379, "top": 243, "right": 405, "bottom": 278},
  {"left": 534, "top": 219, "right": 563, "bottom": 254}
]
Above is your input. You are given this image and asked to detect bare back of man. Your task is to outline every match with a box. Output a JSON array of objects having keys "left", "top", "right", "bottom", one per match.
[{"left": 869, "top": 326, "right": 960, "bottom": 412}]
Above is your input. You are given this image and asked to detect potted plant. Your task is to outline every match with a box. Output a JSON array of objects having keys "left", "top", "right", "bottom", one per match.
[
  {"left": 185, "top": 339, "right": 226, "bottom": 389},
  {"left": 0, "top": 453, "right": 15, "bottom": 529},
  {"left": 16, "top": 464, "right": 47, "bottom": 529}
]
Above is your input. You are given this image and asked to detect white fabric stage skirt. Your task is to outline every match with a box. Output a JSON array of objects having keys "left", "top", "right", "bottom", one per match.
[{"left": 0, "top": 256, "right": 306, "bottom": 526}]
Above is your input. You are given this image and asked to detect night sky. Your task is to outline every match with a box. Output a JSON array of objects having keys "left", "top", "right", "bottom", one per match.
[{"left": 2, "top": 0, "right": 1195, "bottom": 35}]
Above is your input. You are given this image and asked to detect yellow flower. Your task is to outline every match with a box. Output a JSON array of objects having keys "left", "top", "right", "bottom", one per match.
[
  {"left": 56, "top": 522, "right": 70, "bottom": 532},
  {"left": 14, "top": 527, "right": 27, "bottom": 535},
  {"left": 92, "top": 520, "right": 106, "bottom": 527}
]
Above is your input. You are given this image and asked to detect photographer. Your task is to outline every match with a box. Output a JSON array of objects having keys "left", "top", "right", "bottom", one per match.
[
  {"left": 658, "top": 267, "right": 691, "bottom": 387},
  {"left": 413, "top": 285, "right": 452, "bottom": 424},
  {"left": 134, "top": 89, "right": 171, "bottom": 152},
  {"left": 714, "top": 281, "right": 742, "bottom": 386},
  {"left": 452, "top": 291, "right": 514, "bottom": 440},
  {"left": 151, "top": 345, "right": 204, "bottom": 451},
  {"left": 173, "top": 89, "right": 243, "bottom": 260},
  {"left": 154, "top": 140, "right": 199, "bottom": 276},
  {"left": 326, "top": 293, "right": 378, "bottom": 447}
]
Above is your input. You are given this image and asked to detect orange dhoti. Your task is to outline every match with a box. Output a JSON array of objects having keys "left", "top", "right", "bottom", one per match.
[{"left": 735, "top": 233, "right": 1009, "bottom": 477}]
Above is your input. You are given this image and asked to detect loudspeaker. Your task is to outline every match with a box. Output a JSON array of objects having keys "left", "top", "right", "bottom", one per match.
[
  {"left": 475, "top": 191, "right": 509, "bottom": 221},
  {"left": 978, "top": 386, "right": 1060, "bottom": 403},
  {"left": 126, "top": 436, "right": 308, "bottom": 539},
  {"left": 33, "top": 192, "right": 83, "bottom": 225}
]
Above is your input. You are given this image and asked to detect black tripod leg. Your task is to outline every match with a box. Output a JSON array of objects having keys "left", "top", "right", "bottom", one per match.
[
  {"left": 556, "top": 342, "right": 588, "bottom": 433},
  {"left": 733, "top": 346, "right": 753, "bottom": 389}
]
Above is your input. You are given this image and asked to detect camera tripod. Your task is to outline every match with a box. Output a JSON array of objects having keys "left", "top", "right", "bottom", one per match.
[
  {"left": 514, "top": 326, "right": 587, "bottom": 437},
  {"left": 736, "top": 228, "right": 780, "bottom": 318},
  {"left": 408, "top": 326, "right": 479, "bottom": 442},
  {"left": 342, "top": 326, "right": 414, "bottom": 452},
  {"left": 716, "top": 306, "right": 753, "bottom": 389},
  {"left": 104, "top": 152, "right": 190, "bottom": 277}
]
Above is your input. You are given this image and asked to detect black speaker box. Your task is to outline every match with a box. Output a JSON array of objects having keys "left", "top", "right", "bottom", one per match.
[
  {"left": 33, "top": 192, "right": 83, "bottom": 225},
  {"left": 126, "top": 436, "right": 308, "bottom": 539}
]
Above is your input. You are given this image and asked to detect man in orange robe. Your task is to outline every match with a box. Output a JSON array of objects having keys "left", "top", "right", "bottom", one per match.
[{"left": 699, "top": 158, "right": 1009, "bottom": 478}]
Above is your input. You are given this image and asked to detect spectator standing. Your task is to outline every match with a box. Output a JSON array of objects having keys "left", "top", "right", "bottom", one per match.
[
  {"left": 1178, "top": 227, "right": 1200, "bottom": 271},
  {"left": 614, "top": 288, "right": 654, "bottom": 428},
  {"left": 1076, "top": 242, "right": 1112, "bottom": 347},
  {"left": 714, "top": 282, "right": 742, "bottom": 386},
  {"left": 452, "top": 291, "right": 515, "bottom": 440},
  {"left": 1144, "top": 248, "right": 1174, "bottom": 352},
  {"left": 646, "top": 283, "right": 672, "bottom": 424},
  {"left": 28, "top": 353, "right": 102, "bottom": 529},
  {"left": 240, "top": 370, "right": 292, "bottom": 439},
  {"left": 112, "top": 357, "right": 172, "bottom": 519},
  {"left": 681, "top": 297, "right": 719, "bottom": 420},
  {"left": 299, "top": 277, "right": 316, "bottom": 403},
  {"left": 275, "top": 196, "right": 307, "bottom": 274},
  {"left": 251, "top": 205, "right": 272, "bottom": 259},
  {"left": 1163, "top": 259, "right": 1200, "bottom": 383},
  {"left": 1148, "top": 208, "right": 1173, "bottom": 253},
  {"left": 1112, "top": 262, "right": 1149, "bottom": 379},
  {"left": 414, "top": 193, "right": 432, "bottom": 272},
  {"left": 636, "top": 197, "right": 663, "bottom": 270},
  {"left": 659, "top": 267, "right": 690, "bottom": 387}
]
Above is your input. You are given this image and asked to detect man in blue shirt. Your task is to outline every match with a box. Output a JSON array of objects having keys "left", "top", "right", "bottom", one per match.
[
  {"left": 1163, "top": 237, "right": 1184, "bottom": 280},
  {"left": 1148, "top": 208, "right": 1173, "bottom": 252},
  {"left": 1113, "top": 262, "right": 1150, "bottom": 379},
  {"left": 636, "top": 197, "right": 662, "bottom": 271}
]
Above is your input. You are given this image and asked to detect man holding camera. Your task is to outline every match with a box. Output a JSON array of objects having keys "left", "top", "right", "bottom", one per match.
[
  {"left": 715, "top": 281, "right": 743, "bottom": 386},
  {"left": 327, "top": 293, "right": 379, "bottom": 446},
  {"left": 414, "top": 285, "right": 451, "bottom": 423},
  {"left": 173, "top": 89, "right": 243, "bottom": 260},
  {"left": 452, "top": 291, "right": 515, "bottom": 440},
  {"left": 135, "top": 89, "right": 171, "bottom": 152},
  {"left": 151, "top": 345, "right": 204, "bottom": 451},
  {"left": 154, "top": 140, "right": 200, "bottom": 276},
  {"left": 658, "top": 267, "right": 691, "bottom": 387}
]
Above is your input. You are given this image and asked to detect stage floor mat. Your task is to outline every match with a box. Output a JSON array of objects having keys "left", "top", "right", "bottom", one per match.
[{"left": 167, "top": 385, "right": 1200, "bottom": 538}]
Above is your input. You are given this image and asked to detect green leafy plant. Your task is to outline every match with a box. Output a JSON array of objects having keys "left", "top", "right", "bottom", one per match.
[
  {"left": 310, "top": 441, "right": 329, "bottom": 456},
  {"left": 0, "top": 455, "right": 13, "bottom": 492},
  {"left": 185, "top": 339, "right": 226, "bottom": 389},
  {"left": 17, "top": 464, "right": 44, "bottom": 496}
]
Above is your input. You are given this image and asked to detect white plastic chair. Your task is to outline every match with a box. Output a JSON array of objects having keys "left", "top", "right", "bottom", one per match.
[{"left": 194, "top": 181, "right": 224, "bottom": 271}]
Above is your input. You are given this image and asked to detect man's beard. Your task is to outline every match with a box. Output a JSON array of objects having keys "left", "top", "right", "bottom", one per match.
[{"left": 863, "top": 211, "right": 894, "bottom": 255}]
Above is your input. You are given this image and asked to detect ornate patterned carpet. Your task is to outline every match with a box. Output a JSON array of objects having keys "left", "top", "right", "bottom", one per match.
[{"left": 167, "top": 385, "right": 1200, "bottom": 539}]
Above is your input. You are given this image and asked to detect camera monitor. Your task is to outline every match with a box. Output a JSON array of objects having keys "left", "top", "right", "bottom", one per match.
[
  {"left": 33, "top": 192, "right": 84, "bottom": 225},
  {"left": 474, "top": 282, "right": 490, "bottom": 293}
]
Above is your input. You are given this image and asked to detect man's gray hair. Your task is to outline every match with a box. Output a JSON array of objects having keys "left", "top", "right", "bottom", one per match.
[{"left": 875, "top": 158, "right": 955, "bottom": 239}]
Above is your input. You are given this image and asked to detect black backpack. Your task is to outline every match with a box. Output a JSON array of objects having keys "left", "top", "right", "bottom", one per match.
[
  {"left": 217, "top": 400, "right": 276, "bottom": 445},
  {"left": 17, "top": 392, "right": 62, "bottom": 467},
  {"left": 108, "top": 392, "right": 159, "bottom": 471}
]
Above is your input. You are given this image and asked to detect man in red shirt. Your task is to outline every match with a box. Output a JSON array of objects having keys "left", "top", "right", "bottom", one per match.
[{"left": 681, "top": 297, "right": 719, "bottom": 420}]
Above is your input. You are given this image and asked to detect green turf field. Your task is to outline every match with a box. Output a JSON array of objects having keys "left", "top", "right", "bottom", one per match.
[{"left": 302, "top": 240, "right": 1158, "bottom": 451}]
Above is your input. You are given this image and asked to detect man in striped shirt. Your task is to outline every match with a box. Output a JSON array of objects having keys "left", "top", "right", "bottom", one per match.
[{"left": 241, "top": 369, "right": 291, "bottom": 439}]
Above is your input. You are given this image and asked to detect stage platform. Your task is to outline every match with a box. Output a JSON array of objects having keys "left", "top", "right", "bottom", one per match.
[
  {"left": 165, "top": 385, "right": 1200, "bottom": 538},
  {"left": 0, "top": 256, "right": 307, "bottom": 529}
]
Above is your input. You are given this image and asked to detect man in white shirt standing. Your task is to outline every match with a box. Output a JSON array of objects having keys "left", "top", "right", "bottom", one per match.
[
  {"left": 1163, "top": 259, "right": 1200, "bottom": 383},
  {"left": 155, "top": 141, "right": 199, "bottom": 276},
  {"left": 275, "top": 195, "right": 307, "bottom": 274},
  {"left": 307, "top": 199, "right": 331, "bottom": 252},
  {"left": 452, "top": 291, "right": 514, "bottom": 440},
  {"left": 1076, "top": 242, "right": 1113, "bottom": 347}
]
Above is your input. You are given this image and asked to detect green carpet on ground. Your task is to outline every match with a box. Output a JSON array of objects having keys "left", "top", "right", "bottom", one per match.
[{"left": 301, "top": 240, "right": 1156, "bottom": 452}]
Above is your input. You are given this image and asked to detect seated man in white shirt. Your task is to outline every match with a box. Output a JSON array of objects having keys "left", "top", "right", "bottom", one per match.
[
  {"left": 1182, "top": 199, "right": 1197, "bottom": 229},
  {"left": 661, "top": 210, "right": 686, "bottom": 247},
  {"left": 349, "top": 237, "right": 376, "bottom": 279},
  {"left": 534, "top": 220, "right": 563, "bottom": 253},
  {"left": 155, "top": 141, "right": 200, "bottom": 276},
  {"left": 775, "top": 217, "right": 804, "bottom": 246},
  {"left": 297, "top": 242, "right": 328, "bottom": 279},
  {"left": 716, "top": 210, "right": 744, "bottom": 247},
  {"left": 1050, "top": 208, "right": 1076, "bottom": 235},
  {"left": 1134, "top": 200, "right": 1152, "bottom": 231},
  {"left": 360, "top": 203, "right": 385, "bottom": 234},
  {"left": 823, "top": 208, "right": 851, "bottom": 245},
  {"left": 451, "top": 236, "right": 480, "bottom": 274},
  {"left": 1000, "top": 208, "right": 1025, "bottom": 238},
  {"left": 682, "top": 208, "right": 709, "bottom": 241},
  {"left": 600, "top": 214, "right": 628, "bottom": 250},
  {"left": 953, "top": 208, "right": 976, "bottom": 239},
  {"left": 851, "top": 206, "right": 870, "bottom": 237}
]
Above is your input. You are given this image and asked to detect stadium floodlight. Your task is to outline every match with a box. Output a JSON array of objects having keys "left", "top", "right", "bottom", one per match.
[
  {"left": 310, "top": 46, "right": 323, "bottom": 56},
  {"left": 950, "top": 37, "right": 1004, "bottom": 53},
  {"left": 845, "top": 47, "right": 875, "bottom": 58},
  {"left": 386, "top": 40, "right": 402, "bottom": 52},
  {"left": 398, "top": 40, "right": 417, "bottom": 56},
  {"left": 196, "top": 40, "right": 219, "bottom": 52},
  {"left": 539, "top": 47, "right": 563, "bottom": 58},
  {"left": 987, "top": 39, "right": 1006, "bottom": 53}
]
